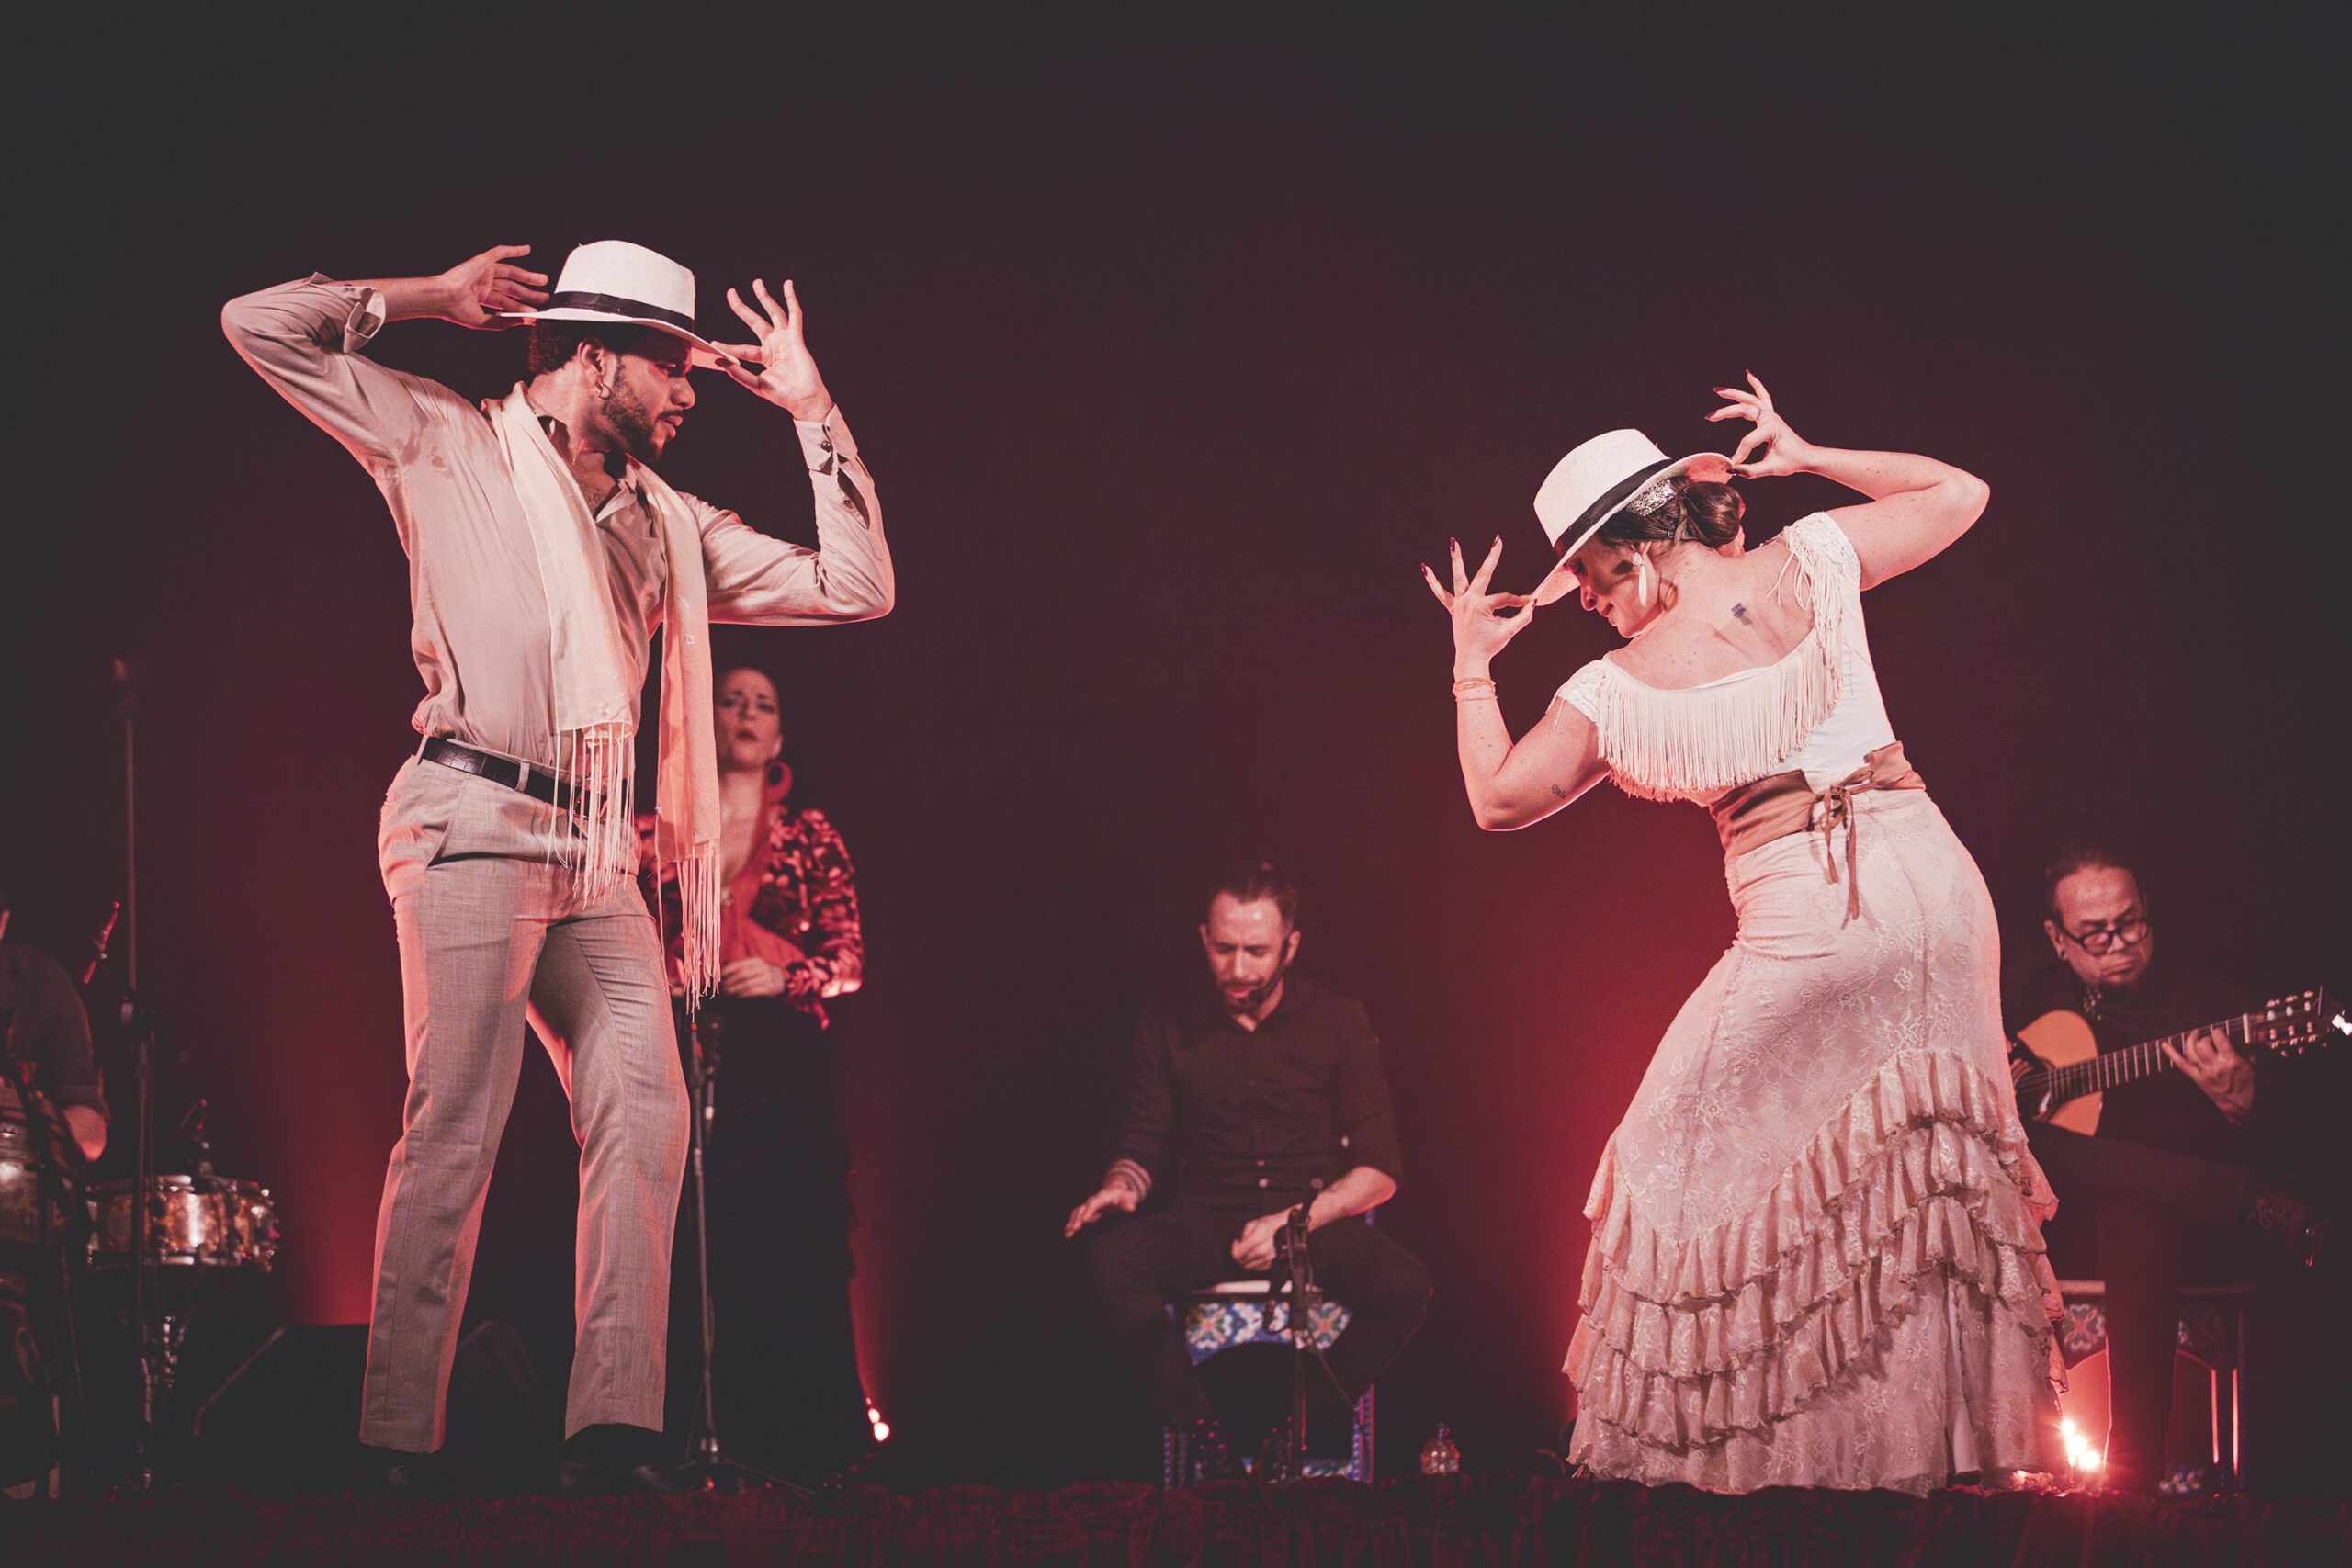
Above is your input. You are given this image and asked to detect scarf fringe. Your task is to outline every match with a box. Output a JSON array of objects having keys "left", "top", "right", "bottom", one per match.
[
  {"left": 549, "top": 726, "right": 638, "bottom": 906},
  {"left": 672, "top": 845, "right": 722, "bottom": 1005}
]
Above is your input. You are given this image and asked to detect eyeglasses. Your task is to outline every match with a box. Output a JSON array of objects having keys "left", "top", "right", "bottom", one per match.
[{"left": 2057, "top": 914, "right": 2150, "bottom": 955}]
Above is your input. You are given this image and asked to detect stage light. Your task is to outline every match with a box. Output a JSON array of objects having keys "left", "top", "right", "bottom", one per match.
[
  {"left": 2056, "top": 1416, "right": 2104, "bottom": 1476},
  {"left": 867, "top": 1396, "right": 891, "bottom": 1444}
]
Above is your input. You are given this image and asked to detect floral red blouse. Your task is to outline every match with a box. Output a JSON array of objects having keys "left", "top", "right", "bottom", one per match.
[{"left": 657, "top": 798, "right": 864, "bottom": 1021}]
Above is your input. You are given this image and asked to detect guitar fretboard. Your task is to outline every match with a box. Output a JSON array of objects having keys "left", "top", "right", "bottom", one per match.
[{"left": 2041, "top": 1012, "right": 2264, "bottom": 1103}]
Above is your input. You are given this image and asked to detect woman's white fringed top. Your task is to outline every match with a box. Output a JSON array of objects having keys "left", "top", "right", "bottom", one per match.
[{"left": 1555, "top": 513, "right": 1895, "bottom": 802}]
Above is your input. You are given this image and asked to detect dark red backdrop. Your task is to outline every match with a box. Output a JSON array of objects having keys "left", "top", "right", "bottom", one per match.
[{"left": 6, "top": 21, "right": 2343, "bottom": 1485}]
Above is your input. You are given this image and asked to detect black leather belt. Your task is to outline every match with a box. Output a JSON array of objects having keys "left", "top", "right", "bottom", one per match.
[{"left": 421, "top": 737, "right": 575, "bottom": 808}]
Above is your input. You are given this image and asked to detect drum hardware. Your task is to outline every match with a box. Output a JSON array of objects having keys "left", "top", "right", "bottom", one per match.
[{"left": 1, "top": 1031, "right": 93, "bottom": 1493}]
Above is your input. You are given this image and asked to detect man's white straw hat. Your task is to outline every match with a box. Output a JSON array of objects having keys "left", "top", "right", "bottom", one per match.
[
  {"left": 1534, "top": 429, "right": 1733, "bottom": 562},
  {"left": 499, "top": 240, "right": 740, "bottom": 369}
]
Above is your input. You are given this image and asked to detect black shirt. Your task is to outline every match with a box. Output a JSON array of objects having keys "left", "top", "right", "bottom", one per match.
[
  {"left": 0, "top": 941, "right": 107, "bottom": 1118},
  {"left": 1114, "top": 975, "right": 1403, "bottom": 1211},
  {"left": 2008, "top": 962, "right": 2248, "bottom": 1162}
]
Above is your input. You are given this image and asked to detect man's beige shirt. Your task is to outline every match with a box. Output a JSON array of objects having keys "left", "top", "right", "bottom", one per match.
[{"left": 223, "top": 276, "right": 893, "bottom": 768}]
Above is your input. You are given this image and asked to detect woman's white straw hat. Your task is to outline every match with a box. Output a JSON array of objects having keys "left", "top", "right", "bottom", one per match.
[
  {"left": 498, "top": 240, "right": 741, "bottom": 369},
  {"left": 1534, "top": 429, "right": 1733, "bottom": 562}
]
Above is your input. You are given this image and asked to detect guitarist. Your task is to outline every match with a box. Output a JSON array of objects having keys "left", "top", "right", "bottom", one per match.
[{"left": 2009, "top": 841, "right": 2336, "bottom": 1495}]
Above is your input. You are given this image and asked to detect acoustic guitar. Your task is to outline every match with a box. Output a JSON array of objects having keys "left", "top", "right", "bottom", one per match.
[{"left": 2010, "top": 987, "right": 2346, "bottom": 1135}]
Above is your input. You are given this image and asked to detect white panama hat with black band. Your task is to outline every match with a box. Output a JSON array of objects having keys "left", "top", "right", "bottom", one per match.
[
  {"left": 1533, "top": 428, "right": 1734, "bottom": 565},
  {"left": 497, "top": 239, "right": 749, "bottom": 371}
]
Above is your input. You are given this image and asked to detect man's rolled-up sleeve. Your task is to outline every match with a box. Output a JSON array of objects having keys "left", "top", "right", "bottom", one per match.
[
  {"left": 220, "top": 276, "right": 454, "bottom": 476},
  {"left": 699, "top": 406, "right": 894, "bottom": 625},
  {"left": 1332, "top": 1002, "right": 1403, "bottom": 1183}
]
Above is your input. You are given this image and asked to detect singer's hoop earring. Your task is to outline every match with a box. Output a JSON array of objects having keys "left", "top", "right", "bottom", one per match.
[{"left": 766, "top": 761, "right": 786, "bottom": 788}]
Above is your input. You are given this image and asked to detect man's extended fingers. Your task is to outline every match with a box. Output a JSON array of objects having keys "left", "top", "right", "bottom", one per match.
[
  {"left": 752, "top": 277, "right": 788, "bottom": 329},
  {"left": 780, "top": 278, "right": 803, "bottom": 323},
  {"left": 725, "top": 287, "right": 769, "bottom": 336},
  {"left": 491, "top": 281, "right": 550, "bottom": 310}
]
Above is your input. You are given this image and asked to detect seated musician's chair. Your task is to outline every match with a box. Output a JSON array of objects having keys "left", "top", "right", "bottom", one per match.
[
  {"left": 2054, "top": 1277, "right": 2255, "bottom": 1495},
  {"left": 1160, "top": 1280, "right": 1375, "bottom": 1484}
]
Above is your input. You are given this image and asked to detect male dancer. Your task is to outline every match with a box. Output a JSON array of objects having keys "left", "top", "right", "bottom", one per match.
[{"left": 223, "top": 240, "right": 892, "bottom": 1493}]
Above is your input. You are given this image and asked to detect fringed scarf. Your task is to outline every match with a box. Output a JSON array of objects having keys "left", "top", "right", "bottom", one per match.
[{"left": 490, "top": 387, "right": 722, "bottom": 1001}]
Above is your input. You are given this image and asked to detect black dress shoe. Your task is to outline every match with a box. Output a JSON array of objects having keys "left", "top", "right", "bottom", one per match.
[
  {"left": 2242, "top": 1181, "right": 2332, "bottom": 1269},
  {"left": 556, "top": 1457, "right": 699, "bottom": 1496},
  {"left": 347, "top": 1445, "right": 458, "bottom": 1498}
]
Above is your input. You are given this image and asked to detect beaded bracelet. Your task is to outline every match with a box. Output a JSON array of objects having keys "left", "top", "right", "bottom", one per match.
[{"left": 1452, "top": 676, "right": 1498, "bottom": 700}]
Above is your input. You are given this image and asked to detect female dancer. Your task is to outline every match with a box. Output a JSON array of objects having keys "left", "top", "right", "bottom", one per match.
[
  {"left": 657, "top": 665, "right": 872, "bottom": 1480},
  {"left": 1424, "top": 378, "right": 2059, "bottom": 1492}
]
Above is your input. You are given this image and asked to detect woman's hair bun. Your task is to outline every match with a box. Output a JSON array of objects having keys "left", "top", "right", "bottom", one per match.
[{"left": 1676, "top": 478, "right": 1745, "bottom": 547}]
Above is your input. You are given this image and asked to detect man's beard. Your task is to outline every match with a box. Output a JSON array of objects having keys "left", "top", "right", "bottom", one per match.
[
  {"left": 1221, "top": 951, "right": 1293, "bottom": 1017},
  {"left": 607, "top": 386, "right": 664, "bottom": 465}
]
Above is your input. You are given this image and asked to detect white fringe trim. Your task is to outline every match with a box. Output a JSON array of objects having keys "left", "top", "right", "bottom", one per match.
[{"left": 1575, "top": 517, "right": 1851, "bottom": 802}]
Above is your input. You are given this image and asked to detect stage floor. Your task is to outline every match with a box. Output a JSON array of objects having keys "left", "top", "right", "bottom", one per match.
[{"left": 10, "top": 1473, "right": 2351, "bottom": 1565}]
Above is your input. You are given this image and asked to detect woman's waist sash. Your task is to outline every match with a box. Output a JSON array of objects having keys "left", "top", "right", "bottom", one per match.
[{"left": 1710, "top": 741, "right": 1925, "bottom": 919}]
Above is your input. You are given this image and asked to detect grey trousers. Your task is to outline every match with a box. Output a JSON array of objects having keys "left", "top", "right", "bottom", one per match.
[{"left": 359, "top": 754, "right": 688, "bottom": 1450}]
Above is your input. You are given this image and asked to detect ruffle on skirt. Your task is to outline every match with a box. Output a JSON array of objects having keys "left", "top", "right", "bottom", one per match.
[{"left": 1566, "top": 1051, "right": 2064, "bottom": 1487}]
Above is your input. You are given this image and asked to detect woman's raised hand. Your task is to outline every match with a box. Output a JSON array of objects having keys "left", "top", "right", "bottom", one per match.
[
  {"left": 1710, "top": 371, "right": 1815, "bottom": 479},
  {"left": 1422, "top": 536, "right": 1536, "bottom": 671}
]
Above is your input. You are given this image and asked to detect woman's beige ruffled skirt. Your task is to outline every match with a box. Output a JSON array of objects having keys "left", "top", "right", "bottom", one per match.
[{"left": 1566, "top": 789, "right": 2063, "bottom": 1493}]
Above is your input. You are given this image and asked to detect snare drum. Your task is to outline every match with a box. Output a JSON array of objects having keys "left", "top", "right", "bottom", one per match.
[{"left": 85, "top": 1175, "right": 280, "bottom": 1271}]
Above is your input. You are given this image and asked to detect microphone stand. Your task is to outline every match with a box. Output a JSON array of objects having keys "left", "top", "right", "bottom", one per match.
[
  {"left": 101, "top": 658, "right": 180, "bottom": 1492},
  {"left": 1266, "top": 1203, "right": 1351, "bottom": 1483},
  {"left": 672, "top": 1003, "right": 798, "bottom": 1493}
]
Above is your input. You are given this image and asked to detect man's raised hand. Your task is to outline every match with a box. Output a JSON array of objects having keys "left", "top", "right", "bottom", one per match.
[
  {"left": 437, "top": 244, "right": 549, "bottom": 330},
  {"left": 713, "top": 277, "right": 834, "bottom": 422}
]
